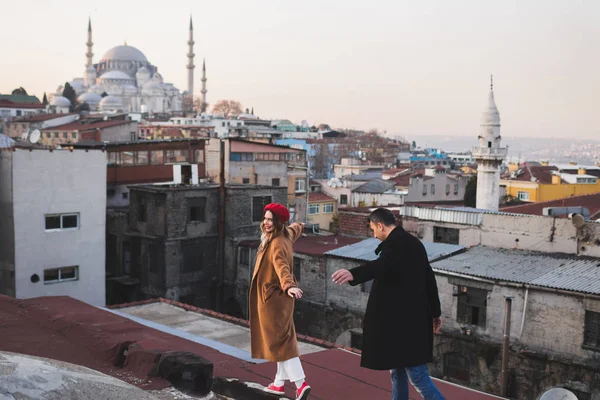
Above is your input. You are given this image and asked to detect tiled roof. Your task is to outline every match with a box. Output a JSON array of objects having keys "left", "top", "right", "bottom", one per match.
[
  {"left": 0, "top": 100, "right": 45, "bottom": 109},
  {"left": 433, "top": 246, "right": 600, "bottom": 295},
  {"left": 0, "top": 94, "right": 41, "bottom": 104},
  {"left": 42, "top": 120, "right": 134, "bottom": 132},
  {"left": 502, "top": 165, "right": 558, "bottom": 184},
  {"left": 389, "top": 174, "right": 411, "bottom": 186},
  {"left": 501, "top": 193, "right": 600, "bottom": 219},
  {"left": 12, "top": 113, "right": 75, "bottom": 123},
  {"left": 326, "top": 237, "right": 465, "bottom": 262},
  {"left": 294, "top": 235, "right": 361, "bottom": 256},
  {"left": 353, "top": 178, "right": 396, "bottom": 194},
  {"left": 309, "top": 192, "right": 336, "bottom": 202}
]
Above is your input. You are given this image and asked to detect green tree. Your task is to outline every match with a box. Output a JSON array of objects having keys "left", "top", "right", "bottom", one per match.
[
  {"left": 42, "top": 92, "right": 48, "bottom": 106},
  {"left": 464, "top": 175, "right": 477, "bottom": 208},
  {"left": 411, "top": 140, "right": 417, "bottom": 149},
  {"left": 62, "top": 82, "right": 77, "bottom": 108}
]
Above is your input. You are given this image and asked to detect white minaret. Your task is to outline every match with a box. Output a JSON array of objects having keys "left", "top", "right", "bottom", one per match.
[
  {"left": 200, "top": 59, "right": 207, "bottom": 113},
  {"left": 84, "top": 18, "right": 97, "bottom": 87},
  {"left": 186, "top": 16, "right": 195, "bottom": 95},
  {"left": 473, "top": 76, "right": 507, "bottom": 211}
]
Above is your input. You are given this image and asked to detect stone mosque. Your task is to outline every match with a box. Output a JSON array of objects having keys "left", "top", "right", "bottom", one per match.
[{"left": 50, "top": 17, "right": 207, "bottom": 114}]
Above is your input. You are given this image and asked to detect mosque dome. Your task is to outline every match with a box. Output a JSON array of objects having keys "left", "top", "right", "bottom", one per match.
[
  {"left": 100, "top": 45, "right": 148, "bottom": 63},
  {"left": 99, "top": 70, "right": 133, "bottom": 80},
  {"left": 77, "top": 92, "right": 102, "bottom": 104},
  {"left": 136, "top": 66, "right": 150, "bottom": 77},
  {"left": 51, "top": 96, "right": 71, "bottom": 107},
  {"left": 99, "top": 95, "right": 123, "bottom": 111}
]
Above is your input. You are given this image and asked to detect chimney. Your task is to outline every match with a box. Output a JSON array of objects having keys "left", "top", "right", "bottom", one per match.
[
  {"left": 578, "top": 167, "right": 587, "bottom": 175},
  {"left": 541, "top": 161, "right": 549, "bottom": 166},
  {"left": 552, "top": 175, "right": 561, "bottom": 185}
]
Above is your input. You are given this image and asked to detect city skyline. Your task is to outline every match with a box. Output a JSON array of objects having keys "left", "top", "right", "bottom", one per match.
[{"left": 3, "top": 0, "right": 599, "bottom": 139}]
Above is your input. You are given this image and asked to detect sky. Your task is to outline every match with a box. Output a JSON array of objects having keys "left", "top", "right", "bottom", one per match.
[{"left": 2, "top": 0, "right": 599, "bottom": 139}]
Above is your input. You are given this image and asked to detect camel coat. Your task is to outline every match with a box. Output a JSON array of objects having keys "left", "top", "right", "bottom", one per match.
[{"left": 249, "top": 223, "right": 303, "bottom": 362}]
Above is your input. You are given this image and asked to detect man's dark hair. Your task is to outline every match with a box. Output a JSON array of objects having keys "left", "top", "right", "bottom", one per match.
[{"left": 368, "top": 208, "right": 397, "bottom": 227}]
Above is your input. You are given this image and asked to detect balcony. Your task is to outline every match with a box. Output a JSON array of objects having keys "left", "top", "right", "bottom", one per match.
[{"left": 472, "top": 146, "right": 507, "bottom": 160}]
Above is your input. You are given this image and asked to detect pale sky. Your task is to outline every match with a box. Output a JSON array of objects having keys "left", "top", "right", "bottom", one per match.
[{"left": 2, "top": 0, "right": 599, "bottom": 138}]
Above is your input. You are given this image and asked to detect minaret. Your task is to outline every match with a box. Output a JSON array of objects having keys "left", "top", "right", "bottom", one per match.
[
  {"left": 84, "top": 18, "right": 96, "bottom": 87},
  {"left": 473, "top": 75, "right": 507, "bottom": 211},
  {"left": 186, "top": 16, "right": 195, "bottom": 95},
  {"left": 201, "top": 59, "right": 207, "bottom": 113}
]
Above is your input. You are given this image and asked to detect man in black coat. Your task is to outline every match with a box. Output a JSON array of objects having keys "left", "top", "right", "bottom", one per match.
[{"left": 332, "top": 208, "right": 445, "bottom": 400}]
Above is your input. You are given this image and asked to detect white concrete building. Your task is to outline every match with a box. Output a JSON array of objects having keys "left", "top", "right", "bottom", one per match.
[
  {"left": 0, "top": 144, "right": 106, "bottom": 306},
  {"left": 473, "top": 77, "right": 507, "bottom": 211}
]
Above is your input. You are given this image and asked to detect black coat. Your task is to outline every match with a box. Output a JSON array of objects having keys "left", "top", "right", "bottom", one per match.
[{"left": 349, "top": 226, "right": 441, "bottom": 370}]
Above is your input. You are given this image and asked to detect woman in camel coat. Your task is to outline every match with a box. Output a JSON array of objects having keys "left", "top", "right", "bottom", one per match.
[{"left": 249, "top": 203, "right": 311, "bottom": 400}]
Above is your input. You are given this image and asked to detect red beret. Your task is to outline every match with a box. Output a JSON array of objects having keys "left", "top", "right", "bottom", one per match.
[{"left": 264, "top": 203, "right": 290, "bottom": 224}]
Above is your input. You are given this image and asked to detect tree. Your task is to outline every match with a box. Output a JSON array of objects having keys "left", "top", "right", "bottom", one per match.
[
  {"left": 411, "top": 140, "right": 417, "bottom": 149},
  {"left": 76, "top": 101, "right": 90, "bottom": 113},
  {"left": 182, "top": 94, "right": 194, "bottom": 115},
  {"left": 193, "top": 98, "right": 209, "bottom": 114},
  {"left": 12, "top": 87, "right": 28, "bottom": 96},
  {"left": 42, "top": 92, "right": 48, "bottom": 106},
  {"left": 464, "top": 175, "right": 477, "bottom": 208},
  {"left": 212, "top": 100, "right": 243, "bottom": 118},
  {"left": 62, "top": 82, "right": 77, "bottom": 106},
  {"left": 101, "top": 92, "right": 108, "bottom": 98}
]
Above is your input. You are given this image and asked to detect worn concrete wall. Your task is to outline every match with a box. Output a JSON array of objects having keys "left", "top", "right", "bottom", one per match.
[
  {"left": 12, "top": 149, "right": 106, "bottom": 306},
  {"left": 0, "top": 149, "right": 15, "bottom": 297},
  {"left": 100, "top": 122, "right": 139, "bottom": 142},
  {"left": 351, "top": 191, "right": 405, "bottom": 207},
  {"left": 293, "top": 253, "right": 327, "bottom": 304},
  {"left": 229, "top": 161, "right": 287, "bottom": 185},
  {"left": 403, "top": 218, "right": 482, "bottom": 246},
  {"left": 405, "top": 174, "right": 468, "bottom": 203}
]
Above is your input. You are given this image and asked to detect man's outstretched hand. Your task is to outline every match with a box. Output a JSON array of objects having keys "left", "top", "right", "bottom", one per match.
[
  {"left": 332, "top": 269, "right": 354, "bottom": 285},
  {"left": 433, "top": 317, "right": 442, "bottom": 334}
]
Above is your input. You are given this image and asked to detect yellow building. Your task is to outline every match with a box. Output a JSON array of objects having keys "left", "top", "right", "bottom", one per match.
[
  {"left": 501, "top": 165, "right": 600, "bottom": 202},
  {"left": 308, "top": 192, "right": 337, "bottom": 231}
]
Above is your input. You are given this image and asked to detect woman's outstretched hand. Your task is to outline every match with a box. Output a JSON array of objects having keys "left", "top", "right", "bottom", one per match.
[{"left": 288, "top": 287, "right": 303, "bottom": 299}]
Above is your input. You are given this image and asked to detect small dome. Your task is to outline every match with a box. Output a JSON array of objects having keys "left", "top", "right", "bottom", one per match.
[
  {"left": 136, "top": 66, "right": 150, "bottom": 76},
  {"left": 151, "top": 72, "right": 163, "bottom": 83},
  {"left": 86, "top": 66, "right": 96, "bottom": 73},
  {"left": 77, "top": 92, "right": 102, "bottom": 104},
  {"left": 70, "top": 81, "right": 84, "bottom": 91},
  {"left": 51, "top": 96, "right": 71, "bottom": 107},
  {"left": 101, "top": 45, "right": 148, "bottom": 62},
  {"left": 99, "top": 95, "right": 123, "bottom": 110},
  {"left": 99, "top": 70, "right": 133, "bottom": 80}
]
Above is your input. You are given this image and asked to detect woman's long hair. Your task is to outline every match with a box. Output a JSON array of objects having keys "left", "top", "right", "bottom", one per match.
[{"left": 259, "top": 211, "right": 289, "bottom": 251}]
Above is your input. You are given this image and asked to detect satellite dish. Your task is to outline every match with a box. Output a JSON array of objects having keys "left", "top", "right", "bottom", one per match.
[
  {"left": 29, "top": 129, "right": 40, "bottom": 143},
  {"left": 21, "top": 129, "right": 30, "bottom": 141},
  {"left": 539, "top": 388, "right": 578, "bottom": 400}
]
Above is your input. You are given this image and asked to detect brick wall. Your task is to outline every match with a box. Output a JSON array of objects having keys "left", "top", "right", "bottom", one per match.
[{"left": 338, "top": 208, "right": 402, "bottom": 238}]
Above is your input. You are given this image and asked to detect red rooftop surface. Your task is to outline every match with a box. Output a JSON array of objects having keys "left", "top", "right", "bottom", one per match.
[
  {"left": 294, "top": 235, "right": 361, "bottom": 256},
  {"left": 0, "top": 295, "right": 503, "bottom": 400},
  {"left": 43, "top": 120, "right": 134, "bottom": 132},
  {"left": 501, "top": 192, "right": 600, "bottom": 219},
  {"left": 309, "top": 192, "right": 336, "bottom": 202},
  {"left": 502, "top": 165, "right": 558, "bottom": 184},
  {"left": 0, "top": 100, "right": 45, "bottom": 109},
  {"left": 13, "top": 113, "right": 76, "bottom": 122}
]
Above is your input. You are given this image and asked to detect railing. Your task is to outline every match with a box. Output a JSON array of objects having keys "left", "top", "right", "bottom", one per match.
[{"left": 472, "top": 146, "right": 507, "bottom": 157}]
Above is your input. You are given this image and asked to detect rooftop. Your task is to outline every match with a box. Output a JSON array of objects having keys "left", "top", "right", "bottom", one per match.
[
  {"left": 500, "top": 193, "right": 600, "bottom": 220},
  {"left": 308, "top": 192, "right": 336, "bottom": 202},
  {"left": 0, "top": 94, "right": 41, "bottom": 104},
  {"left": 433, "top": 246, "right": 600, "bottom": 295},
  {"left": 294, "top": 235, "right": 361, "bottom": 256},
  {"left": 0, "top": 99, "right": 45, "bottom": 109},
  {"left": 12, "top": 113, "right": 76, "bottom": 123},
  {"left": 353, "top": 178, "right": 397, "bottom": 194},
  {"left": 502, "top": 165, "right": 558, "bottom": 184},
  {"left": 42, "top": 119, "right": 135, "bottom": 132},
  {"left": 230, "top": 139, "right": 304, "bottom": 153}
]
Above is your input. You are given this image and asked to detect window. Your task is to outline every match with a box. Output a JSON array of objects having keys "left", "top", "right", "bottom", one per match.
[
  {"left": 239, "top": 247, "right": 250, "bottom": 266},
  {"left": 45, "top": 213, "right": 79, "bottom": 231},
  {"left": 252, "top": 196, "right": 272, "bottom": 222},
  {"left": 188, "top": 197, "right": 207, "bottom": 222},
  {"left": 434, "top": 226, "right": 459, "bottom": 245},
  {"left": 340, "top": 194, "right": 348, "bottom": 205},
  {"left": 456, "top": 286, "right": 487, "bottom": 328},
  {"left": 422, "top": 184, "right": 427, "bottom": 195},
  {"left": 517, "top": 191, "right": 530, "bottom": 201},
  {"left": 194, "top": 149, "right": 204, "bottom": 163},
  {"left": 295, "top": 178, "right": 306, "bottom": 193},
  {"left": 454, "top": 183, "right": 459, "bottom": 194},
  {"left": 350, "top": 331, "right": 363, "bottom": 350},
  {"left": 44, "top": 266, "right": 78, "bottom": 284},
  {"left": 431, "top": 184, "right": 435, "bottom": 195},
  {"left": 108, "top": 152, "right": 118, "bottom": 165},
  {"left": 120, "top": 151, "right": 135, "bottom": 166},
  {"left": 138, "top": 201, "right": 147, "bottom": 222},
  {"left": 130, "top": 132, "right": 136, "bottom": 141},
  {"left": 242, "top": 178, "right": 250, "bottom": 184},
  {"left": 446, "top": 184, "right": 450, "bottom": 195},
  {"left": 443, "top": 353, "right": 469, "bottom": 382},
  {"left": 71, "top": 132, "right": 77, "bottom": 139},
  {"left": 272, "top": 178, "right": 280, "bottom": 186},
  {"left": 54, "top": 132, "right": 59, "bottom": 138},
  {"left": 308, "top": 204, "right": 320, "bottom": 215},
  {"left": 150, "top": 150, "right": 164, "bottom": 165},
  {"left": 584, "top": 310, "right": 600, "bottom": 350},
  {"left": 293, "top": 257, "right": 302, "bottom": 281},
  {"left": 122, "top": 192, "right": 128, "bottom": 199},
  {"left": 165, "top": 149, "right": 188, "bottom": 163},
  {"left": 323, "top": 203, "right": 334, "bottom": 213}
]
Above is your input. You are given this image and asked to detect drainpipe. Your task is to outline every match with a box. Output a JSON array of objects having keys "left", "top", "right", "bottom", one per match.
[
  {"left": 217, "top": 139, "right": 226, "bottom": 311},
  {"left": 519, "top": 287, "right": 529, "bottom": 338},
  {"left": 501, "top": 296, "right": 513, "bottom": 397}
]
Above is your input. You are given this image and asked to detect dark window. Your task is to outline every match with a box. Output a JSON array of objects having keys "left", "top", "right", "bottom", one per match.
[
  {"left": 43, "top": 266, "right": 79, "bottom": 284},
  {"left": 293, "top": 257, "right": 301, "bottom": 281},
  {"left": 182, "top": 242, "right": 202, "bottom": 273},
  {"left": 446, "top": 184, "right": 450, "bottom": 195},
  {"left": 188, "top": 198, "right": 207, "bottom": 222},
  {"left": 272, "top": 178, "right": 280, "bottom": 186},
  {"left": 242, "top": 178, "right": 250, "bottom": 184},
  {"left": 488, "top": 141, "right": 492, "bottom": 148},
  {"left": 239, "top": 247, "right": 250, "bottom": 266},
  {"left": 62, "top": 215, "right": 78, "bottom": 229},
  {"left": 122, "top": 192, "right": 129, "bottom": 199},
  {"left": 431, "top": 184, "right": 435, "bottom": 195},
  {"left": 45, "top": 216, "right": 60, "bottom": 230},
  {"left": 138, "top": 201, "right": 146, "bottom": 222},
  {"left": 350, "top": 331, "right": 363, "bottom": 350},
  {"left": 45, "top": 214, "right": 79, "bottom": 231},
  {"left": 252, "top": 196, "right": 272, "bottom": 222},
  {"left": 444, "top": 353, "right": 470, "bottom": 382},
  {"left": 456, "top": 286, "right": 487, "bottom": 328},
  {"left": 567, "top": 389, "right": 590, "bottom": 400},
  {"left": 340, "top": 194, "right": 348, "bottom": 205},
  {"left": 434, "top": 226, "right": 460, "bottom": 245},
  {"left": 584, "top": 310, "right": 600, "bottom": 350}
]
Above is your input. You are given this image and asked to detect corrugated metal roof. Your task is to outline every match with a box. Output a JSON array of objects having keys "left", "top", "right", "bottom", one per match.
[
  {"left": 432, "top": 246, "right": 600, "bottom": 295},
  {"left": 325, "top": 237, "right": 465, "bottom": 262},
  {"left": 353, "top": 179, "right": 396, "bottom": 194},
  {"left": 401, "top": 206, "right": 484, "bottom": 225}
]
